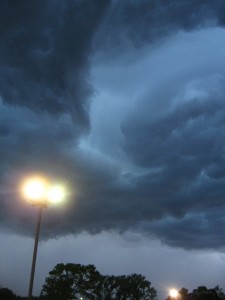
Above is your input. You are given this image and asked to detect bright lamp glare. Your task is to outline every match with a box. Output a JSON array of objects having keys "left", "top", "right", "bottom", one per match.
[
  {"left": 169, "top": 289, "right": 179, "bottom": 298},
  {"left": 22, "top": 178, "right": 46, "bottom": 201},
  {"left": 47, "top": 185, "right": 65, "bottom": 204}
]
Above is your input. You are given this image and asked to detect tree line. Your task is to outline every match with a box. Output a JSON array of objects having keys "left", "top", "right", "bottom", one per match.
[
  {"left": 41, "top": 263, "right": 157, "bottom": 300},
  {"left": 0, "top": 263, "right": 224, "bottom": 299}
]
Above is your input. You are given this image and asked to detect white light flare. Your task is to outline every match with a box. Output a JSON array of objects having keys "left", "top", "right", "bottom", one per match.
[
  {"left": 22, "top": 177, "right": 47, "bottom": 202},
  {"left": 47, "top": 185, "right": 65, "bottom": 204},
  {"left": 169, "top": 288, "right": 179, "bottom": 298},
  {"left": 21, "top": 176, "right": 66, "bottom": 206}
]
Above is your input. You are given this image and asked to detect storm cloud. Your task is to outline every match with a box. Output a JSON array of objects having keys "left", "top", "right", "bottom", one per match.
[
  {"left": 1, "top": 0, "right": 225, "bottom": 252},
  {"left": 0, "top": 0, "right": 110, "bottom": 126}
]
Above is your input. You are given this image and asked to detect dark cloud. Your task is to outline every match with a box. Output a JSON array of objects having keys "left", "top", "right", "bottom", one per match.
[
  {"left": 95, "top": 0, "right": 225, "bottom": 51},
  {"left": 0, "top": 0, "right": 110, "bottom": 129},
  {"left": 148, "top": 208, "right": 225, "bottom": 249},
  {"left": 119, "top": 75, "right": 225, "bottom": 248},
  {"left": 1, "top": 0, "right": 225, "bottom": 251}
]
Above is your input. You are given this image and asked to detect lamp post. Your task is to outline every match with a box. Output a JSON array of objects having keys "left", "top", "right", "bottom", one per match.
[
  {"left": 21, "top": 176, "right": 65, "bottom": 300},
  {"left": 28, "top": 205, "right": 44, "bottom": 300}
]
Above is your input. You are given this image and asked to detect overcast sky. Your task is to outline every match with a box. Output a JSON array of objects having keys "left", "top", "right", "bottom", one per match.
[{"left": 1, "top": 1, "right": 225, "bottom": 299}]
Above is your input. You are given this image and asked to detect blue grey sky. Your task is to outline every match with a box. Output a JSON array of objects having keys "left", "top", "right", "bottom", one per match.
[{"left": 1, "top": 1, "right": 225, "bottom": 299}]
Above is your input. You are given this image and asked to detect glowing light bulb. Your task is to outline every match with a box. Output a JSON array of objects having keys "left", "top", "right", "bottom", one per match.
[
  {"left": 169, "top": 289, "right": 179, "bottom": 298},
  {"left": 22, "top": 177, "right": 47, "bottom": 201},
  {"left": 47, "top": 185, "right": 65, "bottom": 204}
]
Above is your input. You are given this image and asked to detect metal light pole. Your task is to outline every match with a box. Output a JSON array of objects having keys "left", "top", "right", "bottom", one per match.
[
  {"left": 21, "top": 176, "right": 66, "bottom": 300},
  {"left": 28, "top": 206, "right": 44, "bottom": 300}
]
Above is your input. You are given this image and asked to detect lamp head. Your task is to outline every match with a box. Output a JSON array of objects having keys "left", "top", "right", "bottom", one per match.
[
  {"left": 21, "top": 175, "right": 65, "bottom": 207},
  {"left": 169, "top": 289, "right": 179, "bottom": 299},
  {"left": 47, "top": 185, "right": 65, "bottom": 204}
]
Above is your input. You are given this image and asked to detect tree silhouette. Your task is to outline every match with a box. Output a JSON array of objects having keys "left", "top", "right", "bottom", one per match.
[
  {"left": 41, "top": 263, "right": 157, "bottom": 300},
  {"left": 41, "top": 263, "right": 101, "bottom": 300},
  {"left": 191, "top": 286, "right": 225, "bottom": 300},
  {"left": 0, "top": 287, "right": 17, "bottom": 300}
]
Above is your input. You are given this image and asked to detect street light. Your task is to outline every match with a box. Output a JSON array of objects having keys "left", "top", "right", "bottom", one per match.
[
  {"left": 169, "top": 288, "right": 179, "bottom": 299},
  {"left": 21, "top": 176, "right": 65, "bottom": 300}
]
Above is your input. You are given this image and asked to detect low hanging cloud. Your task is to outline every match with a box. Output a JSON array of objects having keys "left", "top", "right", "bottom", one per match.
[
  {"left": 95, "top": 0, "right": 225, "bottom": 52},
  {"left": 1, "top": 0, "right": 225, "bottom": 251},
  {"left": 0, "top": 0, "right": 110, "bottom": 128}
]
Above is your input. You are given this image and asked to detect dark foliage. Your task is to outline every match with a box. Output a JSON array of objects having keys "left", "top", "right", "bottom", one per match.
[
  {"left": 0, "top": 288, "right": 17, "bottom": 300},
  {"left": 40, "top": 263, "right": 157, "bottom": 300}
]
